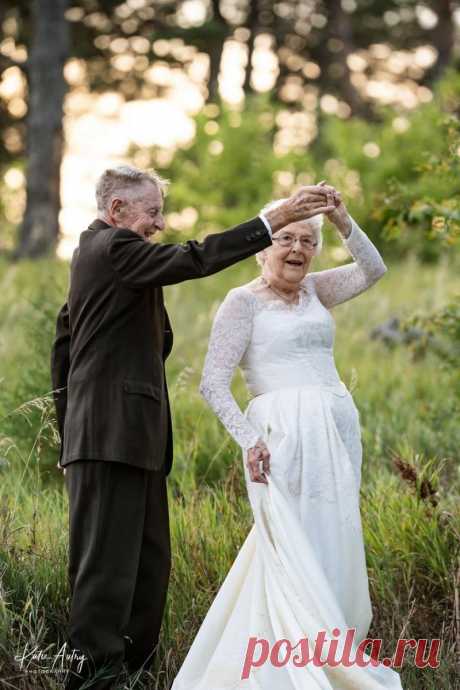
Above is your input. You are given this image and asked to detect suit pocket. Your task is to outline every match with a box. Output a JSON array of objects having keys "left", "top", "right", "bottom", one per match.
[
  {"left": 123, "top": 379, "right": 161, "bottom": 400},
  {"left": 121, "top": 379, "right": 165, "bottom": 460}
]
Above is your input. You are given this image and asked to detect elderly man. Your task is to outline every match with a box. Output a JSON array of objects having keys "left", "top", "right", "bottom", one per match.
[{"left": 51, "top": 165, "right": 336, "bottom": 688}]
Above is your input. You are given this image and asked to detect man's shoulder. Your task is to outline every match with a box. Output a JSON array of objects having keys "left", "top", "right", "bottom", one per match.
[
  {"left": 71, "top": 226, "right": 118, "bottom": 273},
  {"left": 107, "top": 227, "right": 140, "bottom": 240},
  {"left": 78, "top": 224, "right": 139, "bottom": 252},
  {"left": 105, "top": 226, "right": 145, "bottom": 251},
  {"left": 82, "top": 219, "right": 139, "bottom": 245}
]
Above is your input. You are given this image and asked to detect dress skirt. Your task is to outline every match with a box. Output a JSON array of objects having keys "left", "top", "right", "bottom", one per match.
[{"left": 171, "top": 384, "right": 404, "bottom": 690}]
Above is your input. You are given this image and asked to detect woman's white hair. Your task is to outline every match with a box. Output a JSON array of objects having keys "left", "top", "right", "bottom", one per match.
[
  {"left": 95, "top": 165, "right": 169, "bottom": 214},
  {"left": 256, "top": 198, "right": 323, "bottom": 267}
]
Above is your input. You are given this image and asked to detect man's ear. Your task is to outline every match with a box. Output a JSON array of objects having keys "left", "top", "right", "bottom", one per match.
[
  {"left": 110, "top": 197, "right": 122, "bottom": 216},
  {"left": 107, "top": 197, "right": 123, "bottom": 225}
]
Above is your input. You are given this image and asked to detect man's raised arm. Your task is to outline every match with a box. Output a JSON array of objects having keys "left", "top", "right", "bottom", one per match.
[
  {"left": 107, "top": 216, "right": 272, "bottom": 289},
  {"left": 106, "top": 186, "right": 337, "bottom": 289}
]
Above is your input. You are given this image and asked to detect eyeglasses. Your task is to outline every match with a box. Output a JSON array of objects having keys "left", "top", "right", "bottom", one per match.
[{"left": 272, "top": 233, "right": 318, "bottom": 250}]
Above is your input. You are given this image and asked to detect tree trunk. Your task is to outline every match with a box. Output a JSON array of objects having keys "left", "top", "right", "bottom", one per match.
[
  {"left": 206, "top": 0, "right": 228, "bottom": 102},
  {"left": 422, "top": 0, "right": 454, "bottom": 85},
  {"left": 316, "top": 0, "right": 371, "bottom": 118},
  {"left": 207, "top": 40, "right": 226, "bottom": 102},
  {"left": 15, "top": 0, "right": 70, "bottom": 259},
  {"left": 243, "top": 0, "right": 258, "bottom": 94},
  {"left": 273, "top": 12, "right": 290, "bottom": 100}
]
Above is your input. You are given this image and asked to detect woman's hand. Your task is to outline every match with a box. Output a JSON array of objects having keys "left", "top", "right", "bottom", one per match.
[
  {"left": 318, "top": 181, "right": 352, "bottom": 237},
  {"left": 246, "top": 439, "right": 270, "bottom": 485}
]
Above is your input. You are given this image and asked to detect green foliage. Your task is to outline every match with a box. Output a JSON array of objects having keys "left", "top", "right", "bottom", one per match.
[
  {"left": 0, "top": 450, "right": 458, "bottom": 688},
  {"left": 367, "top": 70, "right": 460, "bottom": 396},
  {"left": 156, "top": 97, "right": 299, "bottom": 236},
  {"left": 0, "top": 258, "right": 68, "bottom": 470},
  {"left": 374, "top": 112, "right": 460, "bottom": 262},
  {"left": 148, "top": 71, "right": 460, "bottom": 267},
  {"left": 400, "top": 300, "right": 460, "bottom": 396}
]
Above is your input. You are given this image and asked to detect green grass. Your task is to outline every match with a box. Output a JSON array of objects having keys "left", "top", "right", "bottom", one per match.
[{"left": 0, "top": 249, "right": 459, "bottom": 688}]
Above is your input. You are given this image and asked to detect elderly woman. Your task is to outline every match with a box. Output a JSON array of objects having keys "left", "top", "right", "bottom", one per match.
[{"left": 172, "top": 188, "right": 404, "bottom": 689}]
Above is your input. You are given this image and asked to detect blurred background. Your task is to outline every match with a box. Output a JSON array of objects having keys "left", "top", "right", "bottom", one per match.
[
  {"left": 0, "top": 0, "right": 460, "bottom": 259},
  {"left": 0, "top": 2, "right": 459, "bottom": 688}
]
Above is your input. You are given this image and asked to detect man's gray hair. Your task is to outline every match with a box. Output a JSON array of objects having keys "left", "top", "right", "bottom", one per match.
[
  {"left": 256, "top": 198, "right": 324, "bottom": 267},
  {"left": 95, "top": 165, "right": 169, "bottom": 213}
]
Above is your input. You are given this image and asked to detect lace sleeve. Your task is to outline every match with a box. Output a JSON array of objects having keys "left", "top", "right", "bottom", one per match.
[
  {"left": 309, "top": 216, "right": 388, "bottom": 309},
  {"left": 199, "top": 288, "right": 261, "bottom": 451}
]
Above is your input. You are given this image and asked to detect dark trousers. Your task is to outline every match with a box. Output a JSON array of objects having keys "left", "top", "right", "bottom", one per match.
[{"left": 63, "top": 460, "right": 171, "bottom": 689}]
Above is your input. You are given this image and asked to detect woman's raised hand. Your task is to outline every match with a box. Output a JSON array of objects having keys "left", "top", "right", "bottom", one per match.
[
  {"left": 317, "top": 180, "right": 352, "bottom": 236},
  {"left": 246, "top": 439, "right": 270, "bottom": 485},
  {"left": 264, "top": 183, "right": 337, "bottom": 232}
]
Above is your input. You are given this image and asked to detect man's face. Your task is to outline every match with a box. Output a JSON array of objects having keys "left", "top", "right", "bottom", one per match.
[{"left": 109, "top": 181, "right": 166, "bottom": 241}]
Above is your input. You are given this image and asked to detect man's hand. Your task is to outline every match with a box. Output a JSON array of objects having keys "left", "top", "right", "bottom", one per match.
[
  {"left": 246, "top": 439, "right": 270, "bottom": 485},
  {"left": 265, "top": 184, "right": 337, "bottom": 232}
]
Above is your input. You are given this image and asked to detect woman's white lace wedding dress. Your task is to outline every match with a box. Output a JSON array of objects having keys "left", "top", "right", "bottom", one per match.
[{"left": 171, "top": 218, "right": 404, "bottom": 690}]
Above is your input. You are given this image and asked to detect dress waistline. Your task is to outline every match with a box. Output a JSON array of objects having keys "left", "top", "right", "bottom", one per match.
[{"left": 247, "top": 380, "right": 349, "bottom": 401}]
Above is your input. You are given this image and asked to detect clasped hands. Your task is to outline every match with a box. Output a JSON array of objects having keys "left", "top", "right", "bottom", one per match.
[{"left": 264, "top": 180, "right": 351, "bottom": 235}]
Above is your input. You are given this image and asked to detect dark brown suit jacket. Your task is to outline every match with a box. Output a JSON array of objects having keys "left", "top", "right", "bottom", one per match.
[{"left": 51, "top": 216, "right": 271, "bottom": 475}]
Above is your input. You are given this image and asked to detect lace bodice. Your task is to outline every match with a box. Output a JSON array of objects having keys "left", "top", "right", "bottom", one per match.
[{"left": 199, "top": 217, "right": 387, "bottom": 451}]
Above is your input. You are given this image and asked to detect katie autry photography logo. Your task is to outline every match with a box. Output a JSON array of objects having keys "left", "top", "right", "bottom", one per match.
[{"left": 14, "top": 641, "right": 87, "bottom": 678}]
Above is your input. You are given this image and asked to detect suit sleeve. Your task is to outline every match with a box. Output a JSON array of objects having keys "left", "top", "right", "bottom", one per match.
[
  {"left": 106, "top": 217, "right": 272, "bottom": 288},
  {"left": 50, "top": 302, "right": 71, "bottom": 445}
]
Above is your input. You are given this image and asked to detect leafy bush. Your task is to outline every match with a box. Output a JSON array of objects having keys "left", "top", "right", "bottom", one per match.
[
  {"left": 0, "top": 259, "right": 68, "bottom": 471},
  {"left": 145, "top": 70, "right": 460, "bottom": 265}
]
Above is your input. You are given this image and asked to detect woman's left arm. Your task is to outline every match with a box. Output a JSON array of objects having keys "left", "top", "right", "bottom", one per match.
[{"left": 309, "top": 212, "right": 388, "bottom": 310}]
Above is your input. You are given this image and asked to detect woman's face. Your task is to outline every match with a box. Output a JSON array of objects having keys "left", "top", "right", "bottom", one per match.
[{"left": 262, "top": 221, "right": 317, "bottom": 285}]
